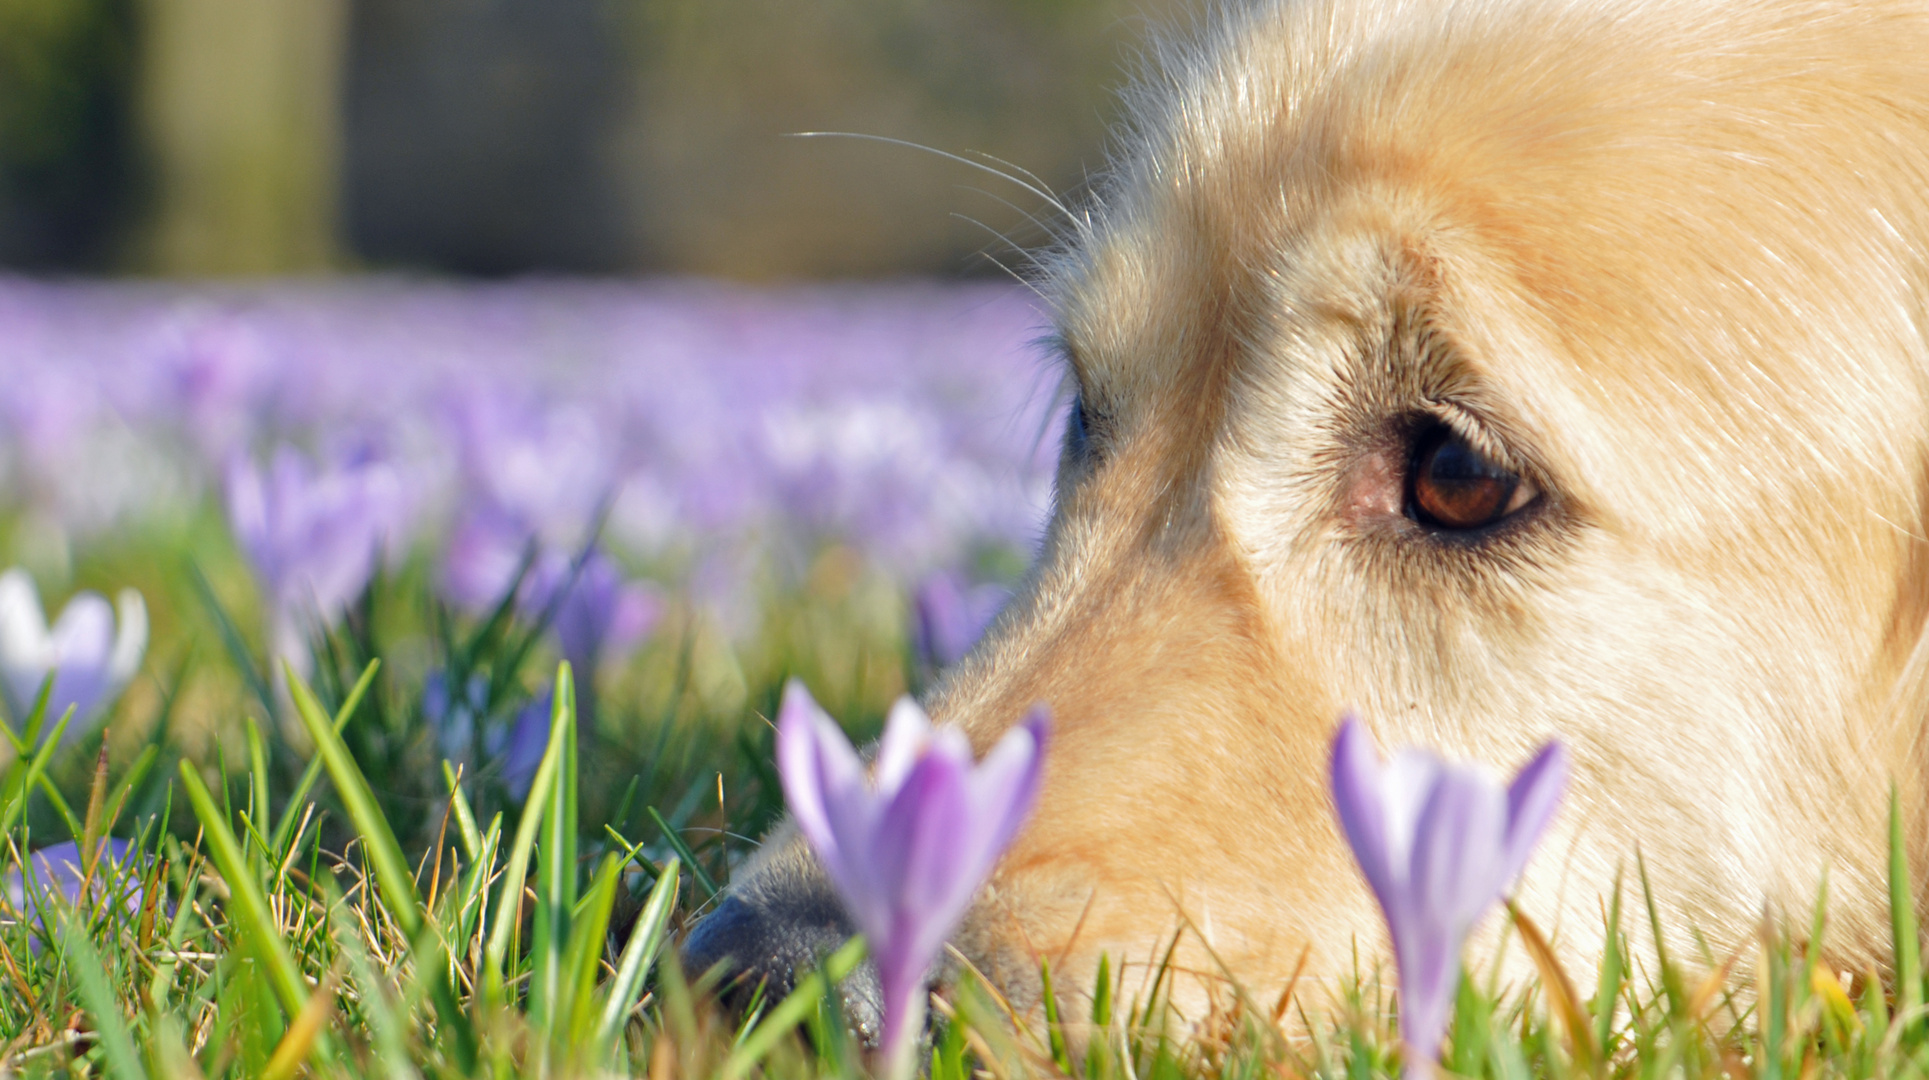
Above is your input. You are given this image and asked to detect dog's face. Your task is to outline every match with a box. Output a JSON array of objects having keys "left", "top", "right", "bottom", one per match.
[{"left": 689, "top": 0, "right": 1929, "bottom": 1023}]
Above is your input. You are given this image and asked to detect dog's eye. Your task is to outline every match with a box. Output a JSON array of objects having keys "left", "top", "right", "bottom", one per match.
[{"left": 1408, "top": 426, "right": 1539, "bottom": 531}]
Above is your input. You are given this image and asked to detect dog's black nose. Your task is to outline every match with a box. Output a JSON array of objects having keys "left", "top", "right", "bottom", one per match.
[{"left": 681, "top": 889, "right": 884, "bottom": 1047}]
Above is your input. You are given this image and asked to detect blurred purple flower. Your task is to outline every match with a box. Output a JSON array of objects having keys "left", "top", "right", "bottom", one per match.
[
  {"left": 226, "top": 445, "right": 408, "bottom": 665},
  {"left": 1329, "top": 719, "right": 1567, "bottom": 1079},
  {"left": 424, "top": 669, "right": 490, "bottom": 766},
  {"left": 0, "top": 570, "right": 146, "bottom": 744},
  {"left": 440, "top": 510, "right": 536, "bottom": 613},
  {"left": 778, "top": 681, "right": 1047, "bottom": 1077},
  {"left": 524, "top": 549, "right": 662, "bottom": 676},
  {"left": 488, "top": 689, "right": 553, "bottom": 801},
  {"left": 439, "top": 393, "right": 617, "bottom": 610},
  {"left": 911, "top": 571, "right": 1009, "bottom": 670},
  {"left": 4, "top": 839, "right": 142, "bottom": 949}
]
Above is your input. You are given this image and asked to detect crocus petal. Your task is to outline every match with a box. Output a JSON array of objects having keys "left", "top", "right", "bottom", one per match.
[
  {"left": 886, "top": 749, "right": 974, "bottom": 922},
  {"left": 47, "top": 592, "right": 115, "bottom": 729},
  {"left": 1330, "top": 719, "right": 1399, "bottom": 911},
  {"left": 963, "top": 706, "right": 1048, "bottom": 877},
  {"left": 1500, "top": 741, "right": 1568, "bottom": 887},
  {"left": 775, "top": 681, "right": 868, "bottom": 876},
  {"left": 0, "top": 570, "right": 50, "bottom": 721},
  {"left": 1409, "top": 767, "right": 1508, "bottom": 928},
  {"left": 108, "top": 589, "right": 147, "bottom": 687},
  {"left": 49, "top": 593, "right": 113, "bottom": 667},
  {"left": 872, "top": 696, "right": 935, "bottom": 794}
]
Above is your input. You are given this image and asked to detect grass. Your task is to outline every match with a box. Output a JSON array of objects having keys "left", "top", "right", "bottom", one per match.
[{"left": 4, "top": 526, "right": 1929, "bottom": 1078}]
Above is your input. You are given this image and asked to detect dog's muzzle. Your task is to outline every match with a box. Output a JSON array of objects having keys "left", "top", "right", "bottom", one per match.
[{"left": 679, "top": 834, "right": 887, "bottom": 1046}]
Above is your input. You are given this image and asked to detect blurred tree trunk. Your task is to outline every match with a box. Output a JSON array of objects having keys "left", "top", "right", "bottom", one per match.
[{"left": 133, "top": 0, "right": 345, "bottom": 274}]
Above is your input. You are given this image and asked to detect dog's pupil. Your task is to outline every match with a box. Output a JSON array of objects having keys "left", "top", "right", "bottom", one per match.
[{"left": 1411, "top": 431, "right": 1516, "bottom": 529}]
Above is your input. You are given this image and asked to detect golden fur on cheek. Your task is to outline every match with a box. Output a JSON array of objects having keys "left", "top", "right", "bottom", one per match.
[
  {"left": 712, "top": 0, "right": 1929, "bottom": 1030},
  {"left": 919, "top": 0, "right": 1929, "bottom": 1019}
]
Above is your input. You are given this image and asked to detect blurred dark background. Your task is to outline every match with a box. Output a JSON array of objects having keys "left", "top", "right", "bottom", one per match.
[{"left": 0, "top": 0, "right": 1176, "bottom": 279}]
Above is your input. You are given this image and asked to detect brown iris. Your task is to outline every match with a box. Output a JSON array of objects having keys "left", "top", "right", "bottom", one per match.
[{"left": 1408, "top": 426, "right": 1536, "bottom": 531}]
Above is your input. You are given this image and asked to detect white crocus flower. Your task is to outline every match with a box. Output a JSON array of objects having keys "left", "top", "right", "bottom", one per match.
[{"left": 0, "top": 569, "right": 147, "bottom": 746}]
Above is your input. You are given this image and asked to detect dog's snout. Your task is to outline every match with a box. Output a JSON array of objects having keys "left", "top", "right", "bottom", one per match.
[{"left": 680, "top": 881, "right": 884, "bottom": 1047}]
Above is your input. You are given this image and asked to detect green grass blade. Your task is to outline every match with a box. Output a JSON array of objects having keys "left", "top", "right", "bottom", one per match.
[
  {"left": 269, "top": 660, "right": 379, "bottom": 856},
  {"left": 59, "top": 908, "right": 149, "bottom": 1080},
  {"left": 331, "top": 899, "right": 424, "bottom": 1080},
  {"left": 1897, "top": 785, "right": 1925, "bottom": 1027},
  {"left": 560, "top": 853, "right": 623, "bottom": 1046},
  {"left": 177, "top": 760, "right": 308, "bottom": 1016},
  {"left": 284, "top": 664, "right": 479, "bottom": 1068},
  {"left": 101, "top": 745, "right": 160, "bottom": 836},
  {"left": 0, "top": 706, "right": 78, "bottom": 840},
  {"left": 1637, "top": 848, "right": 1689, "bottom": 1022},
  {"left": 441, "top": 760, "right": 482, "bottom": 862},
  {"left": 1041, "top": 957, "right": 1073, "bottom": 1073},
  {"left": 283, "top": 660, "right": 421, "bottom": 936},
  {"left": 245, "top": 716, "right": 271, "bottom": 874},
  {"left": 1593, "top": 867, "right": 1625, "bottom": 1064},
  {"left": 482, "top": 668, "right": 572, "bottom": 1006},
  {"left": 648, "top": 804, "right": 720, "bottom": 899},
  {"left": 530, "top": 664, "right": 579, "bottom": 1033},
  {"left": 148, "top": 842, "right": 201, "bottom": 1008},
  {"left": 189, "top": 560, "right": 275, "bottom": 716},
  {"left": 719, "top": 934, "right": 869, "bottom": 1080},
  {"left": 596, "top": 856, "right": 680, "bottom": 1055},
  {"left": 454, "top": 815, "right": 503, "bottom": 948}
]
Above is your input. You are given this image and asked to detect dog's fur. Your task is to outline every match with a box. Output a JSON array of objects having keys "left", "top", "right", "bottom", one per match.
[{"left": 692, "top": 0, "right": 1929, "bottom": 1025}]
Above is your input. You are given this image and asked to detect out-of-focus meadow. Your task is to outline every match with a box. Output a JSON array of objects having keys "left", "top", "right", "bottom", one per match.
[
  {"left": 0, "top": 0, "right": 1165, "bottom": 838},
  {"left": 0, "top": 3, "right": 1180, "bottom": 1074}
]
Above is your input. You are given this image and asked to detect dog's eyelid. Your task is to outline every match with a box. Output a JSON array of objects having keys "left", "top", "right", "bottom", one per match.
[{"left": 1418, "top": 399, "right": 1538, "bottom": 483}]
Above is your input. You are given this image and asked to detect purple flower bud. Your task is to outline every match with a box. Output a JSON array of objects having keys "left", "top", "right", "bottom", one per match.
[
  {"left": 910, "top": 571, "right": 1009, "bottom": 670},
  {"left": 777, "top": 682, "right": 1047, "bottom": 1077},
  {"left": 0, "top": 570, "right": 146, "bottom": 744},
  {"left": 1329, "top": 719, "right": 1567, "bottom": 1078},
  {"left": 226, "top": 445, "right": 408, "bottom": 665}
]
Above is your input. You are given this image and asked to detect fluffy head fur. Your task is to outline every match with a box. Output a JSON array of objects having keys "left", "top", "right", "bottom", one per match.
[{"left": 701, "top": 0, "right": 1929, "bottom": 1024}]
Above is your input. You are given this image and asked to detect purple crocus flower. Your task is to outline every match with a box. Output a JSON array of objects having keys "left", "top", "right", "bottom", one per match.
[
  {"left": 0, "top": 570, "right": 147, "bottom": 744},
  {"left": 226, "top": 445, "right": 408, "bottom": 667},
  {"left": 1329, "top": 719, "right": 1567, "bottom": 1079},
  {"left": 910, "top": 571, "right": 1010, "bottom": 670},
  {"left": 4, "top": 839, "right": 141, "bottom": 949},
  {"left": 777, "top": 681, "right": 1047, "bottom": 1078}
]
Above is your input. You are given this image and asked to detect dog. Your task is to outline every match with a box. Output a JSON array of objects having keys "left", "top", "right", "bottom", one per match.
[{"left": 684, "top": 0, "right": 1929, "bottom": 1036}]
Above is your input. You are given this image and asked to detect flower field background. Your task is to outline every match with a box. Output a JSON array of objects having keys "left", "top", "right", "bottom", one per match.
[
  {"left": 5, "top": 277, "right": 1929, "bottom": 1080},
  {"left": 0, "top": 277, "right": 1061, "bottom": 852}
]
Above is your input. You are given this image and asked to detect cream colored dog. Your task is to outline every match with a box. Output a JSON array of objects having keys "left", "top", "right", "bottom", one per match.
[{"left": 685, "top": 0, "right": 1929, "bottom": 1030}]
